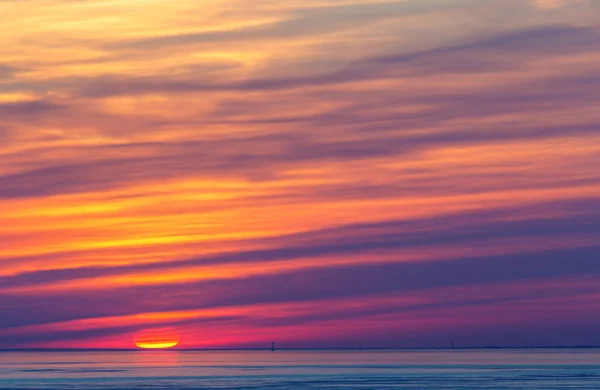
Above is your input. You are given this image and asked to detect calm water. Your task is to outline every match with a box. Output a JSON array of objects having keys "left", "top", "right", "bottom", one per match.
[{"left": 1, "top": 349, "right": 600, "bottom": 389}]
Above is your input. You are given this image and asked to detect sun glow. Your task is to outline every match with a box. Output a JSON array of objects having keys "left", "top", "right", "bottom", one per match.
[
  {"left": 135, "top": 341, "right": 179, "bottom": 349},
  {"left": 134, "top": 328, "right": 180, "bottom": 349}
]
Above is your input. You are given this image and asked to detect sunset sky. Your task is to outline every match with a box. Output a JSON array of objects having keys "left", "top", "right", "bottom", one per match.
[{"left": 1, "top": 0, "right": 599, "bottom": 349}]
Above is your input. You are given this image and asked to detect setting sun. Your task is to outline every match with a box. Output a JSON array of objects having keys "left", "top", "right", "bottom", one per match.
[{"left": 134, "top": 328, "right": 180, "bottom": 349}]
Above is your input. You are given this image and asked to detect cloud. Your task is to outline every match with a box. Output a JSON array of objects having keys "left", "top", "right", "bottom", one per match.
[
  {"left": 530, "top": 0, "right": 576, "bottom": 9},
  {"left": 0, "top": 64, "right": 17, "bottom": 79},
  {"left": 2, "top": 0, "right": 599, "bottom": 349},
  {"left": 1, "top": 245, "right": 600, "bottom": 344},
  {"left": 66, "top": 25, "right": 597, "bottom": 99},
  {"left": 4, "top": 276, "right": 600, "bottom": 348},
  {"left": 2, "top": 112, "right": 599, "bottom": 200},
  {"left": 0, "top": 100, "right": 63, "bottom": 118},
  {"left": 109, "top": 1, "right": 472, "bottom": 51},
  {"left": 2, "top": 197, "right": 600, "bottom": 300},
  {"left": 0, "top": 314, "right": 241, "bottom": 348}
]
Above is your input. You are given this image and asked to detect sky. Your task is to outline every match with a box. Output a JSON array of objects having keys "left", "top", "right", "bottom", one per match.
[{"left": 1, "top": 0, "right": 599, "bottom": 349}]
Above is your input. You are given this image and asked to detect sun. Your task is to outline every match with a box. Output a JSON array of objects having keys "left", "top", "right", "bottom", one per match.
[{"left": 134, "top": 328, "right": 180, "bottom": 349}]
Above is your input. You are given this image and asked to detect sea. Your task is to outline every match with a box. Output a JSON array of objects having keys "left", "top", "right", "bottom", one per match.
[{"left": 1, "top": 349, "right": 600, "bottom": 389}]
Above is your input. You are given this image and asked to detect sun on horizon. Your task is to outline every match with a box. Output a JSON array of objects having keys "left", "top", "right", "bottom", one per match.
[{"left": 134, "top": 329, "right": 180, "bottom": 349}]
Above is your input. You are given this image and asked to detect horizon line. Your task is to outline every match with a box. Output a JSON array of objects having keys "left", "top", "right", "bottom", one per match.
[{"left": 2, "top": 345, "right": 600, "bottom": 352}]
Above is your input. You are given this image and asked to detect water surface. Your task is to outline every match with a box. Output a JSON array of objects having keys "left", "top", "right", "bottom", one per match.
[{"left": 1, "top": 349, "right": 600, "bottom": 389}]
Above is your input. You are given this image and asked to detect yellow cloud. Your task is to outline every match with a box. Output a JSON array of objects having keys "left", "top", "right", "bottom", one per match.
[{"left": 529, "top": 0, "right": 578, "bottom": 8}]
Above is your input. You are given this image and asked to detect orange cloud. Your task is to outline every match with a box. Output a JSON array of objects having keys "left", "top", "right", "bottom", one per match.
[{"left": 1, "top": 0, "right": 599, "bottom": 349}]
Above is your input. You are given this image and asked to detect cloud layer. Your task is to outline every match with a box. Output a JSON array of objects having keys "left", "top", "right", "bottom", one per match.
[{"left": 0, "top": 0, "right": 599, "bottom": 349}]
